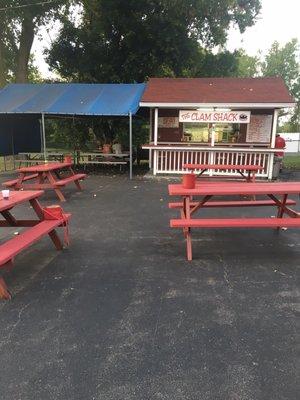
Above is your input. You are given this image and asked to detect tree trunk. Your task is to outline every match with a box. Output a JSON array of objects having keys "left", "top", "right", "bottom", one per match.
[
  {"left": 0, "top": 22, "right": 6, "bottom": 87},
  {"left": 15, "top": 16, "right": 35, "bottom": 83},
  {"left": 0, "top": 43, "right": 6, "bottom": 87}
]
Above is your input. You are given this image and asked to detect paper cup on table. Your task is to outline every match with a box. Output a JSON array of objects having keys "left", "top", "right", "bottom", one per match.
[{"left": 2, "top": 189, "right": 10, "bottom": 199}]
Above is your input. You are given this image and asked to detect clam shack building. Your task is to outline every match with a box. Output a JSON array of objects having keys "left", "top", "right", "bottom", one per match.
[{"left": 141, "top": 77, "right": 295, "bottom": 178}]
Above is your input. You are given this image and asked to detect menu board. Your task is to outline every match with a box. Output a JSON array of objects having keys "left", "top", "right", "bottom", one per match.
[
  {"left": 158, "top": 117, "right": 179, "bottom": 128},
  {"left": 246, "top": 115, "right": 273, "bottom": 143}
]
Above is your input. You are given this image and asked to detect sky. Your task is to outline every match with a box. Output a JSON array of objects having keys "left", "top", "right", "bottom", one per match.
[
  {"left": 32, "top": 0, "right": 300, "bottom": 78},
  {"left": 226, "top": 0, "right": 300, "bottom": 55}
]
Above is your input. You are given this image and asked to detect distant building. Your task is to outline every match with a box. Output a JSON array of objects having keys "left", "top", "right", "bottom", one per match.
[{"left": 279, "top": 132, "right": 300, "bottom": 153}]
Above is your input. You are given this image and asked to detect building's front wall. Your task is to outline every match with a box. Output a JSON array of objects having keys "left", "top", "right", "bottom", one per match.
[
  {"left": 145, "top": 106, "right": 280, "bottom": 179},
  {"left": 151, "top": 108, "right": 275, "bottom": 147}
]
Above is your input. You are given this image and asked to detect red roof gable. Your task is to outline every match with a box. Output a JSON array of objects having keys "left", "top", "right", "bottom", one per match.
[{"left": 141, "top": 77, "right": 294, "bottom": 105}]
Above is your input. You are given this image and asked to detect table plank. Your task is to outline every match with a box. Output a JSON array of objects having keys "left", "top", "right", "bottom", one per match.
[
  {"left": 168, "top": 182, "right": 300, "bottom": 196},
  {"left": 0, "top": 190, "right": 44, "bottom": 212},
  {"left": 17, "top": 162, "right": 72, "bottom": 173}
]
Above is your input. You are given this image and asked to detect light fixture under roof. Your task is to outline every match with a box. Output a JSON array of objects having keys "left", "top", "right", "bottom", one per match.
[{"left": 196, "top": 107, "right": 231, "bottom": 112}]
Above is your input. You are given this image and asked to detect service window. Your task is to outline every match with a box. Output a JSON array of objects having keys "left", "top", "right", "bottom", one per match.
[
  {"left": 183, "top": 122, "right": 240, "bottom": 143},
  {"left": 183, "top": 123, "right": 209, "bottom": 142}
]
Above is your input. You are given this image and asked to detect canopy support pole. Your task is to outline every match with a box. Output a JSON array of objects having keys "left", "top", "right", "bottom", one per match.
[
  {"left": 41, "top": 113, "right": 47, "bottom": 162},
  {"left": 129, "top": 112, "right": 133, "bottom": 179}
]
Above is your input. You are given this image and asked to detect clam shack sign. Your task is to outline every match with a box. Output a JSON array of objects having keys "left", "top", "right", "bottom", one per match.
[{"left": 179, "top": 110, "right": 251, "bottom": 124}]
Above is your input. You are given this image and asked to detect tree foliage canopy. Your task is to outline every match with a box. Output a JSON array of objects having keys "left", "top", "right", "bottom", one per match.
[
  {"left": 0, "top": 0, "right": 71, "bottom": 85},
  {"left": 47, "top": 0, "right": 261, "bottom": 82},
  {"left": 261, "top": 39, "right": 300, "bottom": 131}
]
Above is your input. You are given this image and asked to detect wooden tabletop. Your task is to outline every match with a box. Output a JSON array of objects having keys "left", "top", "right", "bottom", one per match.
[
  {"left": 17, "top": 162, "right": 72, "bottom": 173},
  {"left": 168, "top": 182, "right": 300, "bottom": 196},
  {"left": 183, "top": 164, "right": 264, "bottom": 171},
  {"left": 0, "top": 190, "right": 44, "bottom": 212}
]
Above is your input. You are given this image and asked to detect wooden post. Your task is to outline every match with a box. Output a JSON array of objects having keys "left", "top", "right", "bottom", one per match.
[
  {"left": 208, "top": 124, "right": 215, "bottom": 176},
  {"left": 153, "top": 108, "right": 158, "bottom": 175},
  {"left": 268, "top": 109, "right": 279, "bottom": 180},
  {"left": 149, "top": 108, "right": 153, "bottom": 168}
]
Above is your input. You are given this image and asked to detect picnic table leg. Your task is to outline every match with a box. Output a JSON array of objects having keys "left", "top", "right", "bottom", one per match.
[
  {"left": 48, "top": 230, "right": 64, "bottom": 250},
  {"left": 184, "top": 196, "right": 193, "bottom": 261},
  {"left": 182, "top": 197, "right": 189, "bottom": 238},
  {"left": 30, "top": 198, "right": 64, "bottom": 249},
  {"left": 267, "top": 194, "right": 299, "bottom": 220},
  {"left": 46, "top": 171, "right": 67, "bottom": 202},
  {"left": 1, "top": 210, "right": 18, "bottom": 226},
  {"left": 250, "top": 171, "right": 256, "bottom": 199},
  {"left": 0, "top": 276, "right": 12, "bottom": 300},
  {"left": 54, "top": 188, "right": 66, "bottom": 202},
  {"left": 247, "top": 170, "right": 253, "bottom": 182},
  {"left": 69, "top": 166, "right": 83, "bottom": 190},
  {"left": 14, "top": 172, "right": 26, "bottom": 190},
  {"left": 37, "top": 171, "right": 47, "bottom": 184},
  {"left": 277, "top": 194, "right": 288, "bottom": 219}
]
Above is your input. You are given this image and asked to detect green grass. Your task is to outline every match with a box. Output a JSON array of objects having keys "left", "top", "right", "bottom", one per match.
[
  {"left": 283, "top": 154, "right": 300, "bottom": 170},
  {"left": 0, "top": 156, "right": 15, "bottom": 172}
]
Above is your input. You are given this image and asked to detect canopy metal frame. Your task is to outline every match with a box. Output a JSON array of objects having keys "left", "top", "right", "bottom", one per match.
[{"left": 40, "top": 112, "right": 134, "bottom": 179}]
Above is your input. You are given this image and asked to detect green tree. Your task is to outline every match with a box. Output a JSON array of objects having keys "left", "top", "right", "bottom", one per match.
[
  {"left": 182, "top": 49, "right": 241, "bottom": 78},
  {"left": 261, "top": 39, "right": 300, "bottom": 131},
  {"left": 0, "top": 0, "right": 71, "bottom": 86},
  {"left": 47, "top": 0, "right": 261, "bottom": 82},
  {"left": 236, "top": 49, "right": 259, "bottom": 77}
]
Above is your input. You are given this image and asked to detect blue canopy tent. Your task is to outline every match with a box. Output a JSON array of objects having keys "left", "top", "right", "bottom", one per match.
[{"left": 0, "top": 83, "right": 146, "bottom": 178}]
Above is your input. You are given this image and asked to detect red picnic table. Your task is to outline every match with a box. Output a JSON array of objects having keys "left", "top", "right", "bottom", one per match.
[
  {"left": 2, "top": 162, "right": 86, "bottom": 202},
  {"left": 183, "top": 163, "right": 264, "bottom": 182},
  {"left": 0, "top": 190, "right": 71, "bottom": 299},
  {"left": 168, "top": 181, "right": 300, "bottom": 261}
]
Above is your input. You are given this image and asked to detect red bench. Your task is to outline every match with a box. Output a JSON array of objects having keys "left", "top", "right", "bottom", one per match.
[
  {"left": 2, "top": 163, "right": 87, "bottom": 202},
  {"left": 170, "top": 217, "right": 300, "bottom": 229},
  {"left": 3, "top": 173, "right": 39, "bottom": 188},
  {"left": 55, "top": 173, "right": 86, "bottom": 187},
  {"left": 0, "top": 214, "right": 71, "bottom": 267},
  {"left": 0, "top": 190, "right": 71, "bottom": 299},
  {"left": 170, "top": 216, "right": 300, "bottom": 261}
]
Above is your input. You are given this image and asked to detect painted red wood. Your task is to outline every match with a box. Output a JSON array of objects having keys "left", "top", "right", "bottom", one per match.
[
  {"left": 0, "top": 220, "right": 63, "bottom": 266},
  {"left": 3, "top": 173, "right": 39, "bottom": 187},
  {"left": 184, "top": 163, "right": 264, "bottom": 171},
  {"left": 0, "top": 213, "right": 71, "bottom": 267},
  {"left": 170, "top": 218, "right": 300, "bottom": 229},
  {"left": 17, "top": 162, "right": 72, "bottom": 173},
  {"left": 168, "top": 182, "right": 300, "bottom": 196},
  {"left": 168, "top": 199, "right": 297, "bottom": 209},
  {"left": 55, "top": 173, "right": 86, "bottom": 186},
  {"left": 3, "top": 164, "right": 86, "bottom": 201},
  {"left": 0, "top": 191, "right": 44, "bottom": 212}
]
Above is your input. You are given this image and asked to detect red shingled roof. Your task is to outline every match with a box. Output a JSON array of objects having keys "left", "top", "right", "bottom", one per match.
[{"left": 141, "top": 77, "right": 294, "bottom": 104}]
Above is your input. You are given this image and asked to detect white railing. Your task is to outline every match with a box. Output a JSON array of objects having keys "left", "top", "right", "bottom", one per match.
[{"left": 143, "top": 146, "right": 277, "bottom": 178}]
